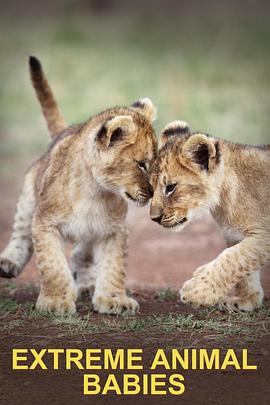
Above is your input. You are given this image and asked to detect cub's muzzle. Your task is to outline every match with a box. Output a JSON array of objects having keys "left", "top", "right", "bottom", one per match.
[{"left": 150, "top": 205, "right": 164, "bottom": 223}]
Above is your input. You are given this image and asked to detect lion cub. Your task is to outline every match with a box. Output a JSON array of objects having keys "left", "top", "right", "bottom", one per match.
[
  {"left": 0, "top": 57, "right": 157, "bottom": 315},
  {"left": 150, "top": 120, "right": 270, "bottom": 311}
]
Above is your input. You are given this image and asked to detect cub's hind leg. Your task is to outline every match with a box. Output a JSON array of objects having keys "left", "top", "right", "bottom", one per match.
[
  {"left": 0, "top": 170, "right": 36, "bottom": 278},
  {"left": 220, "top": 236, "right": 264, "bottom": 312},
  {"left": 71, "top": 241, "right": 96, "bottom": 295}
]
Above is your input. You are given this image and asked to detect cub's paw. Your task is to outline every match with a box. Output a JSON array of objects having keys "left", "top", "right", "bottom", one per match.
[
  {"left": 93, "top": 294, "right": 139, "bottom": 316},
  {"left": 0, "top": 257, "right": 20, "bottom": 278},
  {"left": 180, "top": 270, "right": 224, "bottom": 308},
  {"left": 219, "top": 291, "right": 264, "bottom": 312},
  {"left": 36, "top": 293, "right": 76, "bottom": 315}
]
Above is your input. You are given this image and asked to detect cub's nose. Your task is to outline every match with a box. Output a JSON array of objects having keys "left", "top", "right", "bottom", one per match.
[
  {"left": 151, "top": 215, "right": 163, "bottom": 223},
  {"left": 150, "top": 205, "right": 163, "bottom": 223}
]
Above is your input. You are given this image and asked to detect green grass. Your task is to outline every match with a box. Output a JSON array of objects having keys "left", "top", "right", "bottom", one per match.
[
  {"left": 43, "top": 309, "right": 270, "bottom": 341},
  {"left": 2, "top": 281, "right": 17, "bottom": 290},
  {"left": 0, "top": 12, "right": 270, "bottom": 176},
  {"left": 0, "top": 294, "right": 269, "bottom": 343},
  {"left": 0, "top": 297, "right": 20, "bottom": 313},
  {"left": 155, "top": 288, "right": 178, "bottom": 301}
]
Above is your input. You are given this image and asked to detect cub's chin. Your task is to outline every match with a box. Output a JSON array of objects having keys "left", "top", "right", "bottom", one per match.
[{"left": 162, "top": 218, "right": 188, "bottom": 233}]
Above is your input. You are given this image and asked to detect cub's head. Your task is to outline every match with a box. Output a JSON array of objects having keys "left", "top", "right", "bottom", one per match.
[
  {"left": 150, "top": 120, "right": 221, "bottom": 231},
  {"left": 92, "top": 98, "right": 157, "bottom": 206}
]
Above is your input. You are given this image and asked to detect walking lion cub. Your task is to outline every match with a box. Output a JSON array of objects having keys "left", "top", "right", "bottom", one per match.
[
  {"left": 0, "top": 57, "right": 157, "bottom": 315},
  {"left": 150, "top": 120, "right": 270, "bottom": 311}
]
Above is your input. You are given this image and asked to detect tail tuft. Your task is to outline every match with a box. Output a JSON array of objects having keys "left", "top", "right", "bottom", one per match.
[{"left": 29, "top": 56, "right": 42, "bottom": 72}]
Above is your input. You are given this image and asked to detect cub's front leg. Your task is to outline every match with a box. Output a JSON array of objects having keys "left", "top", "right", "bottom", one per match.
[
  {"left": 219, "top": 271, "right": 264, "bottom": 312},
  {"left": 32, "top": 215, "right": 77, "bottom": 314},
  {"left": 180, "top": 235, "right": 270, "bottom": 308},
  {"left": 219, "top": 237, "right": 264, "bottom": 311},
  {"left": 92, "top": 228, "right": 139, "bottom": 316}
]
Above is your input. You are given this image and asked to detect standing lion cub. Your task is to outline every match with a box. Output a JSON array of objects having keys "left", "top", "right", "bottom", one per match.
[
  {"left": 150, "top": 120, "right": 270, "bottom": 311},
  {"left": 0, "top": 56, "right": 157, "bottom": 315}
]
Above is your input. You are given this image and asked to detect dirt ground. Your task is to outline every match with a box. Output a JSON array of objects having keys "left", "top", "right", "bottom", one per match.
[{"left": 0, "top": 176, "right": 270, "bottom": 404}]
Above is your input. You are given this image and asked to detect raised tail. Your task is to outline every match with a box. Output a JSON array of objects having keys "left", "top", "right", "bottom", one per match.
[{"left": 29, "top": 56, "right": 66, "bottom": 138}]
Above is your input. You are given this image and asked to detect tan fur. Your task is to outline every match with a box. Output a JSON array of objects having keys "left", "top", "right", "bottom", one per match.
[
  {"left": 151, "top": 120, "right": 270, "bottom": 311},
  {"left": 0, "top": 57, "right": 157, "bottom": 315}
]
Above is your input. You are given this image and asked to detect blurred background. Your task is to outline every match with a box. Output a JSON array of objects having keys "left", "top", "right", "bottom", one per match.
[{"left": 0, "top": 0, "right": 269, "bottom": 294}]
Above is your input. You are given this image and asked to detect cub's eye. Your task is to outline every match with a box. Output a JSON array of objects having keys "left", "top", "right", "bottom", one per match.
[
  {"left": 137, "top": 160, "right": 148, "bottom": 173},
  {"left": 165, "top": 183, "right": 177, "bottom": 196}
]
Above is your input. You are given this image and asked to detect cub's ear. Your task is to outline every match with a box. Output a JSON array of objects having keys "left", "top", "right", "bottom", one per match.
[
  {"left": 131, "top": 97, "right": 157, "bottom": 122},
  {"left": 160, "top": 120, "right": 190, "bottom": 147},
  {"left": 96, "top": 115, "right": 136, "bottom": 149},
  {"left": 180, "top": 133, "right": 219, "bottom": 172}
]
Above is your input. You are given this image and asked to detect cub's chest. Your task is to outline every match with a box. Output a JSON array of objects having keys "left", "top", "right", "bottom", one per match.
[{"left": 61, "top": 195, "right": 126, "bottom": 242}]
